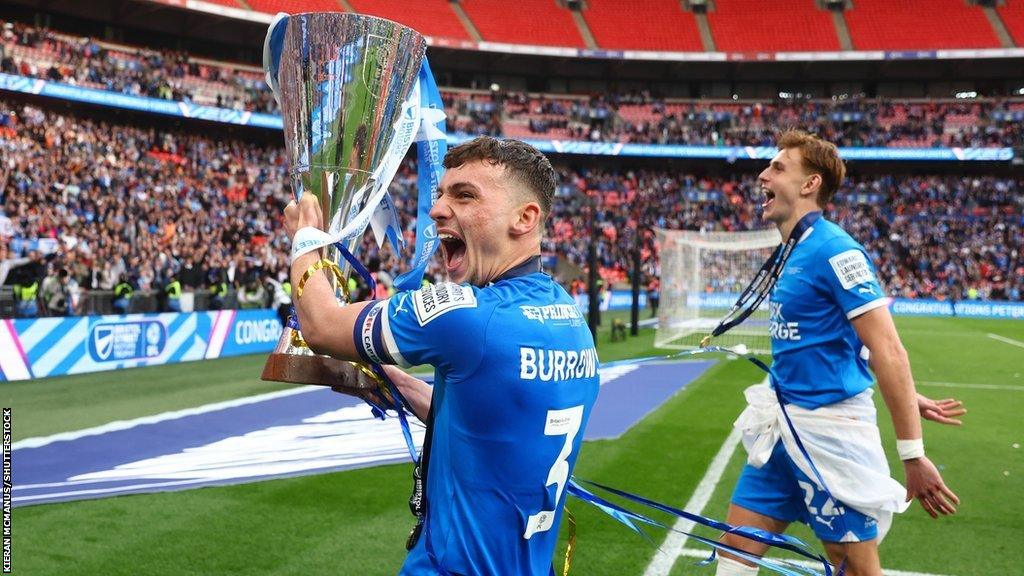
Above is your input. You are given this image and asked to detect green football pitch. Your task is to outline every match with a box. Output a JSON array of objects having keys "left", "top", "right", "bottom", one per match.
[{"left": 6, "top": 315, "right": 1023, "bottom": 575}]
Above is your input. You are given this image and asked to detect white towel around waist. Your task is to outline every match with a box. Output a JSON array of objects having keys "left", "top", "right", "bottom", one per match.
[{"left": 734, "top": 383, "right": 911, "bottom": 540}]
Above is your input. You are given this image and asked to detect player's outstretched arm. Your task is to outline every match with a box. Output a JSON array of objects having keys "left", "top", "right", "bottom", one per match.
[
  {"left": 851, "top": 306, "right": 959, "bottom": 519},
  {"left": 284, "top": 195, "right": 372, "bottom": 362}
]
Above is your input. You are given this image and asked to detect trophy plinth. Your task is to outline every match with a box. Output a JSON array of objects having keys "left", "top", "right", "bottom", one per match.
[
  {"left": 259, "top": 12, "right": 425, "bottom": 394},
  {"left": 262, "top": 328, "right": 382, "bottom": 401}
]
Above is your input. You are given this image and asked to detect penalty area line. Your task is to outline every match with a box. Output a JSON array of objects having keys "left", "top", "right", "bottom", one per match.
[
  {"left": 987, "top": 333, "right": 1024, "bottom": 350},
  {"left": 641, "top": 419, "right": 744, "bottom": 576},
  {"left": 673, "top": 549, "right": 954, "bottom": 576},
  {"left": 917, "top": 380, "right": 1024, "bottom": 392}
]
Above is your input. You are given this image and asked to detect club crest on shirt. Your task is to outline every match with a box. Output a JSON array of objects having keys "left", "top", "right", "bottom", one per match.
[
  {"left": 412, "top": 282, "right": 477, "bottom": 326},
  {"left": 828, "top": 249, "right": 875, "bottom": 290}
]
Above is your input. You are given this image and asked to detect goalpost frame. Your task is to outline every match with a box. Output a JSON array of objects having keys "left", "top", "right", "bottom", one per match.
[{"left": 654, "top": 227, "right": 781, "bottom": 355}]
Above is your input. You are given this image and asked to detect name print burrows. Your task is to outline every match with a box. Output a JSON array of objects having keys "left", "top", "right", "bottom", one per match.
[{"left": 520, "top": 347, "right": 598, "bottom": 382}]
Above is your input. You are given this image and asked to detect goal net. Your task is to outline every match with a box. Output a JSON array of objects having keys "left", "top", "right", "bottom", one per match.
[{"left": 654, "top": 227, "right": 782, "bottom": 354}]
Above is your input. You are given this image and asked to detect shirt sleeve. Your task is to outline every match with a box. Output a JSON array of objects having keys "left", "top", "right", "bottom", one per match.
[
  {"left": 817, "top": 237, "right": 888, "bottom": 319},
  {"left": 352, "top": 282, "right": 489, "bottom": 374}
]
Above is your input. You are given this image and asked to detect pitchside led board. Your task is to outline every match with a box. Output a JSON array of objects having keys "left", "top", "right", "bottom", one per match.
[{"left": 0, "top": 309, "right": 283, "bottom": 381}]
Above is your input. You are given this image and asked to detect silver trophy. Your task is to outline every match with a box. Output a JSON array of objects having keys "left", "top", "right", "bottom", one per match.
[{"left": 262, "top": 12, "right": 426, "bottom": 393}]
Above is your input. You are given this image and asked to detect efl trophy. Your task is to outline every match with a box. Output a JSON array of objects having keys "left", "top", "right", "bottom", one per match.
[{"left": 261, "top": 13, "right": 426, "bottom": 394}]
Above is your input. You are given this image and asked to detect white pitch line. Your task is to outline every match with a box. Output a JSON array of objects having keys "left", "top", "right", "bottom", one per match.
[
  {"left": 12, "top": 385, "right": 321, "bottom": 450},
  {"left": 642, "top": 426, "right": 743, "bottom": 576},
  {"left": 917, "top": 380, "right": 1024, "bottom": 392},
  {"left": 674, "top": 548, "right": 954, "bottom": 576},
  {"left": 987, "top": 333, "right": 1024, "bottom": 350}
]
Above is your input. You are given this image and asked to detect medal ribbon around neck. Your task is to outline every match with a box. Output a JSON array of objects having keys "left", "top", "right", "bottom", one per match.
[{"left": 701, "top": 211, "right": 821, "bottom": 348}]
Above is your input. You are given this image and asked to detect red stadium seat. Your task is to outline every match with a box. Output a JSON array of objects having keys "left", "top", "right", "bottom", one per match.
[
  {"left": 346, "top": 0, "right": 470, "bottom": 40},
  {"left": 196, "top": 0, "right": 246, "bottom": 7},
  {"left": 582, "top": 0, "right": 703, "bottom": 51},
  {"left": 844, "top": 0, "right": 1000, "bottom": 50},
  {"left": 707, "top": 0, "right": 839, "bottom": 52},
  {"left": 245, "top": 0, "right": 345, "bottom": 14},
  {"left": 997, "top": 1, "right": 1024, "bottom": 47},
  {"left": 459, "top": 0, "right": 584, "bottom": 47}
]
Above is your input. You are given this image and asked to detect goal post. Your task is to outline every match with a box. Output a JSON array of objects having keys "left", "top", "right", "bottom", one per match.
[{"left": 654, "top": 227, "right": 782, "bottom": 354}]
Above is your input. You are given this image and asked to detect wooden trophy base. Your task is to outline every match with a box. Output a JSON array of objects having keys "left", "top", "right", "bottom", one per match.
[{"left": 261, "top": 327, "right": 380, "bottom": 399}]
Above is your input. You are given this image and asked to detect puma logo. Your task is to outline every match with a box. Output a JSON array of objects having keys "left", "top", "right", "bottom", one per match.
[{"left": 814, "top": 515, "right": 836, "bottom": 530}]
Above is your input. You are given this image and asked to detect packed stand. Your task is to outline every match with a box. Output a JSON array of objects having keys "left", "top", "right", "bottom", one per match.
[
  {"left": 1, "top": 20, "right": 276, "bottom": 114},
  {"left": 498, "top": 91, "right": 1024, "bottom": 148},
  {"left": 4, "top": 20, "right": 1024, "bottom": 148},
  {"left": 1, "top": 103, "right": 1022, "bottom": 321},
  {"left": 550, "top": 168, "right": 1023, "bottom": 302}
]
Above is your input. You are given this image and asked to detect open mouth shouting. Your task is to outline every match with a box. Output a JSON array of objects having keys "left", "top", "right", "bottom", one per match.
[
  {"left": 761, "top": 187, "right": 776, "bottom": 210},
  {"left": 439, "top": 230, "right": 467, "bottom": 277}
]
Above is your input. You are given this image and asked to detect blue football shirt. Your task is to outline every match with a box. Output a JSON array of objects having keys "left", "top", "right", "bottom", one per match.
[
  {"left": 354, "top": 272, "right": 600, "bottom": 576},
  {"left": 769, "top": 218, "right": 888, "bottom": 409}
]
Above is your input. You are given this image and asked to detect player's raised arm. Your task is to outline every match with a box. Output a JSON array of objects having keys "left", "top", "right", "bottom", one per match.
[
  {"left": 851, "top": 306, "right": 960, "bottom": 518},
  {"left": 283, "top": 194, "right": 372, "bottom": 361}
]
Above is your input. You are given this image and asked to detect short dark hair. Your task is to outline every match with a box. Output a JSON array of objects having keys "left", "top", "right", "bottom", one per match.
[
  {"left": 777, "top": 130, "right": 846, "bottom": 207},
  {"left": 443, "top": 136, "right": 556, "bottom": 218}
]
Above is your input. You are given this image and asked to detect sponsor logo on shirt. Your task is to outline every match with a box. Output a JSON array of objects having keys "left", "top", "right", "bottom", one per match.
[
  {"left": 828, "top": 249, "right": 876, "bottom": 291},
  {"left": 768, "top": 301, "right": 801, "bottom": 341},
  {"left": 520, "top": 304, "right": 583, "bottom": 326},
  {"left": 412, "top": 282, "right": 477, "bottom": 326},
  {"left": 519, "top": 346, "right": 598, "bottom": 381}
]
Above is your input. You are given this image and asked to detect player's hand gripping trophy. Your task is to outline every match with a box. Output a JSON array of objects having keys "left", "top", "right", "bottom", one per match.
[{"left": 260, "top": 12, "right": 427, "bottom": 400}]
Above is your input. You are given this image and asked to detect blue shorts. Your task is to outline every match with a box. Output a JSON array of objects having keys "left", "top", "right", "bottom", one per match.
[{"left": 732, "top": 441, "right": 878, "bottom": 543}]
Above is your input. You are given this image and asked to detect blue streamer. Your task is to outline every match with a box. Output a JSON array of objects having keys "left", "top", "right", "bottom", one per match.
[
  {"left": 332, "top": 242, "right": 420, "bottom": 462},
  {"left": 394, "top": 56, "right": 446, "bottom": 291},
  {"left": 562, "top": 345, "right": 852, "bottom": 576},
  {"left": 565, "top": 480, "right": 834, "bottom": 576}
]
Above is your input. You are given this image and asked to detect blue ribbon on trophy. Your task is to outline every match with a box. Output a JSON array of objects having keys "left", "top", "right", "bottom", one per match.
[{"left": 394, "top": 56, "right": 446, "bottom": 291}]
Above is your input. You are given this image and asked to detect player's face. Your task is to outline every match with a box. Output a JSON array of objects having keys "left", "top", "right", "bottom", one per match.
[
  {"left": 431, "top": 160, "right": 518, "bottom": 286},
  {"left": 757, "top": 147, "right": 809, "bottom": 225}
]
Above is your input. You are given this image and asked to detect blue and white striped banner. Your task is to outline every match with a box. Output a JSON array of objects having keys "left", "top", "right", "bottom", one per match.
[{"left": 0, "top": 309, "right": 281, "bottom": 381}]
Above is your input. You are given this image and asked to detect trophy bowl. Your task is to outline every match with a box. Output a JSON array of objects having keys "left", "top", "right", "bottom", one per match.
[{"left": 261, "top": 12, "right": 426, "bottom": 395}]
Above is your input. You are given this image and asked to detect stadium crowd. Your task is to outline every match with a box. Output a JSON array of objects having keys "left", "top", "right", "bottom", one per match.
[
  {"left": 1, "top": 20, "right": 275, "bottom": 113},
  {"left": 499, "top": 93, "right": 1024, "bottom": 148},
  {"left": 4, "top": 19, "right": 1024, "bottom": 148},
  {"left": 1, "top": 102, "right": 1021, "bottom": 319}
]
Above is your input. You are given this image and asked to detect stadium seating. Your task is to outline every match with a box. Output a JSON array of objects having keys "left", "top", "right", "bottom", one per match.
[
  {"left": 346, "top": 0, "right": 471, "bottom": 40},
  {"left": 142, "top": 0, "right": 1021, "bottom": 53},
  {"left": 997, "top": 1, "right": 1024, "bottom": 47},
  {"left": 458, "top": 0, "right": 584, "bottom": 47},
  {"left": 244, "top": 0, "right": 345, "bottom": 14},
  {"left": 844, "top": 0, "right": 1000, "bottom": 50},
  {"left": 706, "top": 0, "right": 840, "bottom": 52},
  {"left": 581, "top": 0, "right": 704, "bottom": 52},
  {"left": 194, "top": 0, "right": 246, "bottom": 6},
  {"left": 2, "top": 99, "right": 1021, "bottom": 312},
  {"left": 5, "top": 19, "right": 1023, "bottom": 147}
]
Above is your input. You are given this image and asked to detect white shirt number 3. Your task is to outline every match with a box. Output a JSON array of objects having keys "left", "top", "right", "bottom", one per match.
[{"left": 523, "top": 405, "right": 585, "bottom": 539}]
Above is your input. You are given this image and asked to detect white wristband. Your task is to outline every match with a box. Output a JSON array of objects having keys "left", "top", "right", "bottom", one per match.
[
  {"left": 896, "top": 439, "right": 925, "bottom": 461},
  {"left": 291, "top": 226, "right": 334, "bottom": 263}
]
